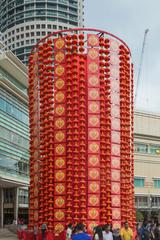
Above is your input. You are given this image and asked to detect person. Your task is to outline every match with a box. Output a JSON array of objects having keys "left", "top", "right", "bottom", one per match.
[
  {"left": 113, "top": 229, "right": 121, "bottom": 240},
  {"left": 139, "top": 221, "right": 151, "bottom": 240},
  {"left": 120, "top": 221, "right": 133, "bottom": 240},
  {"left": 34, "top": 225, "right": 38, "bottom": 240},
  {"left": 93, "top": 226, "right": 103, "bottom": 240},
  {"left": 41, "top": 223, "right": 47, "bottom": 240},
  {"left": 66, "top": 223, "right": 73, "bottom": 240},
  {"left": 71, "top": 222, "right": 92, "bottom": 240},
  {"left": 154, "top": 223, "right": 160, "bottom": 240},
  {"left": 103, "top": 224, "right": 113, "bottom": 240}
]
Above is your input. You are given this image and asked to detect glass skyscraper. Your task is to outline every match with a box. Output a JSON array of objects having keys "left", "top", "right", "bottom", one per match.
[
  {"left": 0, "top": 42, "right": 29, "bottom": 226},
  {"left": 0, "top": 0, "right": 84, "bottom": 65}
]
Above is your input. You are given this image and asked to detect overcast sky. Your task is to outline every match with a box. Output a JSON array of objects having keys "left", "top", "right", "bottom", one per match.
[{"left": 85, "top": 0, "right": 160, "bottom": 113}]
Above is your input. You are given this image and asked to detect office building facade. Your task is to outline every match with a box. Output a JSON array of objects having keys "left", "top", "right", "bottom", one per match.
[
  {"left": 0, "top": 0, "right": 84, "bottom": 65},
  {"left": 0, "top": 42, "right": 29, "bottom": 227},
  {"left": 134, "top": 111, "right": 160, "bottom": 220}
]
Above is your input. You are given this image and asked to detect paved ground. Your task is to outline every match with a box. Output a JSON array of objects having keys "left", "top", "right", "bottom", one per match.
[{"left": 0, "top": 228, "right": 17, "bottom": 240}]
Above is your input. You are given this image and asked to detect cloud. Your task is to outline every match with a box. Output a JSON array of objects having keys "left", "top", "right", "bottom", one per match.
[{"left": 85, "top": 0, "right": 160, "bottom": 113}]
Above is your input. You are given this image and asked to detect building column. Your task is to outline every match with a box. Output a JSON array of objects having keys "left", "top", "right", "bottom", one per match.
[
  {"left": 14, "top": 187, "right": 18, "bottom": 221},
  {"left": 0, "top": 188, "right": 4, "bottom": 228}
]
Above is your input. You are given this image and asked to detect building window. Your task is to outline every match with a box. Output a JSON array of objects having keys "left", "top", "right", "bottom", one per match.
[
  {"left": 47, "top": 24, "right": 51, "bottom": 29},
  {"left": 21, "top": 41, "right": 24, "bottom": 45},
  {"left": 135, "top": 196, "right": 148, "bottom": 207},
  {"left": 31, "top": 39, "right": 34, "bottom": 44},
  {"left": 31, "top": 25, "right": 34, "bottom": 29},
  {"left": 4, "top": 188, "right": 14, "bottom": 203},
  {"left": 16, "top": 29, "right": 19, "bottom": 33},
  {"left": 26, "top": 33, "right": 29, "bottom": 37},
  {"left": 18, "top": 189, "right": 28, "bottom": 204},
  {"left": 134, "top": 178, "right": 145, "bottom": 187},
  {"left": 36, "top": 32, "right": 40, "bottom": 36},
  {"left": 42, "top": 31, "right": 46, "bottom": 36},
  {"left": 26, "top": 40, "right": 29, "bottom": 44},
  {"left": 134, "top": 143, "right": 148, "bottom": 154},
  {"left": 16, "top": 42, "right": 20, "bottom": 47},
  {"left": 26, "top": 26, "right": 29, "bottom": 30},
  {"left": 149, "top": 145, "right": 160, "bottom": 155},
  {"left": 16, "top": 35, "right": 20, "bottom": 40},
  {"left": 31, "top": 32, "right": 34, "bottom": 36},
  {"left": 36, "top": 24, "right": 40, "bottom": 29},
  {"left": 154, "top": 179, "right": 160, "bottom": 188},
  {"left": 12, "top": 30, "right": 15, "bottom": 34},
  {"left": 59, "top": 26, "right": 63, "bottom": 30},
  {"left": 53, "top": 25, "right": 57, "bottom": 29},
  {"left": 42, "top": 24, "right": 45, "bottom": 28}
]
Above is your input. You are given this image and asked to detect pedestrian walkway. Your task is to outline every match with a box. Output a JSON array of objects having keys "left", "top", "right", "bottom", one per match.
[{"left": 0, "top": 228, "right": 17, "bottom": 240}]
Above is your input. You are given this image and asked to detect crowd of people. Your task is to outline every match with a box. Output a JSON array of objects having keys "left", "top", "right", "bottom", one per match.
[
  {"left": 136, "top": 220, "right": 160, "bottom": 240},
  {"left": 59, "top": 221, "right": 133, "bottom": 240}
]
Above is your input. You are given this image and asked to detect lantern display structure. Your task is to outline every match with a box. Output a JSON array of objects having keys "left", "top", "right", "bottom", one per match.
[{"left": 29, "top": 28, "right": 135, "bottom": 234}]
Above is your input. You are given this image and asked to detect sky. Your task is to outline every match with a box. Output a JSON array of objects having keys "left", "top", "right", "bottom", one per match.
[{"left": 85, "top": 0, "right": 160, "bottom": 113}]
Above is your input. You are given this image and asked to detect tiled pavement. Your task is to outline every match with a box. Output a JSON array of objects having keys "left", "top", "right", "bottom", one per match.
[{"left": 0, "top": 228, "right": 17, "bottom": 240}]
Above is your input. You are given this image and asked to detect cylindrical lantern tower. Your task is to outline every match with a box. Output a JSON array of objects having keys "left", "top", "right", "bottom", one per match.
[{"left": 28, "top": 28, "right": 135, "bottom": 234}]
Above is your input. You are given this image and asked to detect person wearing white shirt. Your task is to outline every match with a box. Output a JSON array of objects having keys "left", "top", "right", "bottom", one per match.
[{"left": 103, "top": 224, "right": 113, "bottom": 240}]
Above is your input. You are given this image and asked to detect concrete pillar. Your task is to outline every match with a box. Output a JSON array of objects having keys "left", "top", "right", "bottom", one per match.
[
  {"left": 14, "top": 187, "right": 19, "bottom": 221},
  {"left": 0, "top": 188, "right": 4, "bottom": 228}
]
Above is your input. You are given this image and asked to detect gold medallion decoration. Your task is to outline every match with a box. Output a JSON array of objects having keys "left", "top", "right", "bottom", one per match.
[
  {"left": 54, "top": 223, "right": 65, "bottom": 233},
  {"left": 89, "top": 89, "right": 99, "bottom": 100},
  {"left": 34, "top": 187, "right": 38, "bottom": 197},
  {"left": 55, "top": 65, "right": 65, "bottom": 76},
  {"left": 55, "top": 79, "right": 65, "bottom": 89},
  {"left": 33, "top": 162, "right": 39, "bottom": 171},
  {"left": 55, "top": 38, "right": 65, "bottom": 49},
  {"left": 89, "top": 102, "right": 99, "bottom": 113},
  {"left": 88, "top": 35, "right": 99, "bottom": 46},
  {"left": 54, "top": 210, "right": 65, "bottom": 220},
  {"left": 112, "top": 222, "right": 121, "bottom": 230},
  {"left": 55, "top": 184, "right": 65, "bottom": 194},
  {"left": 110, "top": 67, "right": 119, "bottom": 78},
  {"left": 112, "top": 196, "right": 120, "bottom": 206},
  {"left": 89, "top": 169, "right": 99, "bottom": 179},
  {"left": 55, "top": 144, "right": 65, "bottom": 155},
  {"left": 89, "top": 156, "right": 99, "bottom": 166},
  {"left": 33, "top": 138, "right": 39, "bottom": 148},
  {"left": 88, "top": 75, "right": 99, "bottom": 86},
  {"left": 55, "top": 52, "right": 65, "bottom": 62},
  {"left": 88, "top": 208, "right": 99, "bottom": 219},
  {"left": 111, "top": 92, "right": 120, "bottom": 105},
  {"left": 111, "top": 118, "right": 120, "bottom": 130},
  {"left": 89, "top": 62, "right": 98, "bottom": 73},
  {"left": 89, "top": 182, "right": 99, "bottom": 193},
  {"left": 89, "top": 116, "right": 99, "bottom": 126},
  {"left": 89, "top": 142, "right": 99, "bottom": 153},
  {"left": 88, "top": 49, "right": 99, "bottom": 59},
  {"left": 112, "top": 144, "right": 120, "bottom": 156},
  {"left": 111, "top": 105, "right": 120, "bottom": 118},
  {"left": 34, "top": 199, "right": 38, "bottom": 209},
  {"left": 55, "top": 170, "right": 65, "bottom": 181},
  {"left": 110, "top": 39, "right": 119, "bottom": 51},
  {"left": 33, "top": 151, "right": 39, "bottom": 159},
  {"left": 112, "top": 131, "right": 120, "bottom": 143},
  {"left": 55, "top": 105, "right": 65, "bottom": 115},
  {"left": 110, "top": 54, "right": 119, "bottom": 65},
  {"left": 89, "top": 129, "right": 99, "bottom": 140},
  {"left": 112, "top": 183, "right": 120, "bottom": 193},
  {"left": 111, "top": 157, "right": 120, "bottom": 168},
  {"left": 111, "top": 79, "right": 119, "bottom": 92},
  {"left": 55, "top": 197, "right": 65, "bottom": 208},
  {"left": 55, "top": 157, "right": 65, "bottom": 168},
  {"left": 34, "top": 211, "right": 38, "bottom": 221},
  {"left": 55, "top": 92, "right": 65, "bottom": 103},
  {"left": 111, "top": 170, "right": 120, "bottom": 181},
  {"left": 55, "top": 131, "right": 65, "bottom": 142},
  {"left": 112, "top": 209, "right": 121, "bottom": 219},
  {"left": 89, "top": 195, "right": 99, "bottom": 206},
  {"left": 34, "top": 175, "right": 39, "bottom": 184},
  {"left": 55, "top": 118, "right": 65, "bottom": 129}
]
